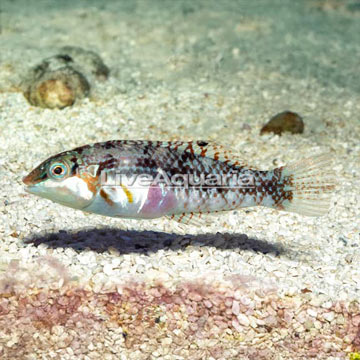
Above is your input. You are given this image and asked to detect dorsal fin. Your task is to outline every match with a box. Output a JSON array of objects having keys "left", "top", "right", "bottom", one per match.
[{"left": 159, "top": 140, "right": 254, "bottom": 169}]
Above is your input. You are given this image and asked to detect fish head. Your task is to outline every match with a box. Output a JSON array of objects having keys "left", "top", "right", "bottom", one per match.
[{"left": 23, "top": 151, "right": 96, "bottom": 210}]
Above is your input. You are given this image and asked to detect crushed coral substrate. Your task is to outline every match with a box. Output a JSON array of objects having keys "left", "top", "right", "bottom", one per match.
[{"left": 0, "top": 262, "right": 359, "bottom": 360}]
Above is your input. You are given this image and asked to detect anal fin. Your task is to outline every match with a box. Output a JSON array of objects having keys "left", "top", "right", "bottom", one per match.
[{"left": 166, "top": 212, "right": 209, "bottom": 226}]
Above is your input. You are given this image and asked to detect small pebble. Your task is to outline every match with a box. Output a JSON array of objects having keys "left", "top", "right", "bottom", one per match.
[
  {"left": 232, "top": 300, "right": 240, "bottom": 315},
  {"left": 307, "top": 308, "right": 318, "bottom": 317},
  {"left": 323, "top": 311, "right": 335, "bottom": 322},
  {"left": 260, "top": 110, "right": 304, "bottom": 135},
  {"left": 237, "top": 313, "right": 250, "bottom": 327}
]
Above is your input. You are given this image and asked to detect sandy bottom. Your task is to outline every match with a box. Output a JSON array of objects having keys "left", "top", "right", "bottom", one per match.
[{"left": 0, "top": 0, "right": 360, "bottom": 359}]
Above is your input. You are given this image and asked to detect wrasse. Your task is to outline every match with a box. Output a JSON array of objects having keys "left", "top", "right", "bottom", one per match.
[{"left": 23, "top": 140, "right": 335, "bottom": 225}]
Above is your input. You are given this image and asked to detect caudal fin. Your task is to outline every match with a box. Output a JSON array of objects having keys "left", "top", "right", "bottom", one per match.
[{"left": 276, "top": 154, "right": 335, "bottom": 216}]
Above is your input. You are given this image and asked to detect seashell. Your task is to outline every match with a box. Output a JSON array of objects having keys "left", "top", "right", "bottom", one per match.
[
  {"left": 22, "top": 46, "right": 109, "bottom": 109},
  {"left": 23, "top": 66, "right": 90, "bottom": 109},
  {"left": 60, "top": 46, "right": 109, "bottom": 81}
]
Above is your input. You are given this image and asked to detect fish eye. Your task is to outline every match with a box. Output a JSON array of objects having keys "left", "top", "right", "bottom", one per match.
[{"left": 48, "top": 162, "right": 68, "bottom": 179}]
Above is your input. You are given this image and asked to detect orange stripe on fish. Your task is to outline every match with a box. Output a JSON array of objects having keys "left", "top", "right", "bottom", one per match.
[
  {"left": 100, "top": 188, "right": 114, "bottom": 206},
  {"left": 121, "top": 184, "right": 133, "bottom": 204},
  {"left": 78, "top": 172, "right": 98, "bottom": 195}
]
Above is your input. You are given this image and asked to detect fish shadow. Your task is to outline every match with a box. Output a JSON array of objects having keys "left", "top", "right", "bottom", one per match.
[{"left": 25, "top": 227, "right": 289, "bottom": 257}]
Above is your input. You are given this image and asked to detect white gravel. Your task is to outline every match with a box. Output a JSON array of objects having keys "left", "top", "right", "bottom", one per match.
[{"left": 0, "top": 0, "right": 360, "bottom": 359}]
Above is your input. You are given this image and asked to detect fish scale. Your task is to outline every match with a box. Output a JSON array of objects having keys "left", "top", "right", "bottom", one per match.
[{"left": 23, "top": 140, "right": 335, "bottom": 225}]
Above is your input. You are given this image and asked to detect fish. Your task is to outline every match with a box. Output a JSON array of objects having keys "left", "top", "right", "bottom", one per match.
[{"left": 22, "top": 140, "right": 335, "bottom": 225}]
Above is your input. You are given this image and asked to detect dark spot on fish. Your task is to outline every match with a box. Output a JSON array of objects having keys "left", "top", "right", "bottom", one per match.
[
  {"left": 100, "top": 188, "right": 114, "bottom": 206},
  {"left": 71, "top": 162, "right": 79, "bottom": 174},
  {"left": 98, "top": 158, "right": 117, "bottom": 173},
  {"left": 143, "top": 144, "right": 151, "bottom": 156},
  {"left": 181, "top": 152, "right": 194, "bottom": 163},
  {"left": 104, "top": 141, "right": 116, "bottom": 149},
  {"left": 135, "top": 157, "right": 157, "bottom": 170},
  {"left": 73, "top": 144, "right": 91, "bottom": 155},
  {"left": 198, "top": 141, "right": 208, "bottom": 147}
]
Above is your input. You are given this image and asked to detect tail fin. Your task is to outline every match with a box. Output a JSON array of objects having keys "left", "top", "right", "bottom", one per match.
[{"left": 276, "top": 154, "right": 335, "bottom": 216}]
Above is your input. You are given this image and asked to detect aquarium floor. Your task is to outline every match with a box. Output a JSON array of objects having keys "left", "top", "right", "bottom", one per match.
[{"left": 1, "top": 0, "right": 360, "bottom": 359}]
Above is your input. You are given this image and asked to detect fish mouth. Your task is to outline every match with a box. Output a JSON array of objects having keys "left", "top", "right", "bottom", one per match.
[
  {"left": 24, "top": 179, "right": 96, "bottom": 211},
  {"left": 22, "top": 174, "right": 34, "bottom": 186},
  {"left": 22, "top": 166, "right": 48, "bottom": 186},
  {"left": 24, "top": 184, "right": 40, "bottom": 195}
]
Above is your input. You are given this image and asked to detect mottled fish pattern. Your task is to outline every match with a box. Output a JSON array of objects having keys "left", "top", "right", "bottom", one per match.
[{"left": 23, "top": 140, "right": 335, "bottom": 225}]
